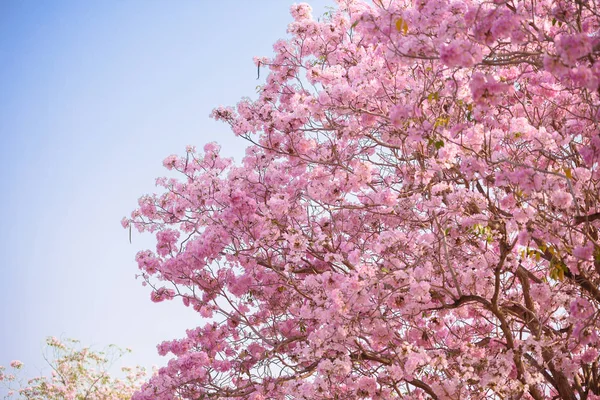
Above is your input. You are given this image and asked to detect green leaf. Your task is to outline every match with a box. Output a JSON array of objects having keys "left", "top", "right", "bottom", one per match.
[
  {"left": 299, "top": 322, "right": 306, "bottom": 333},
  {"left": 549, "top": 257, "right": 567, "bottom": 281},
  {"left": 434, "top": 116, "right": 449, "bottom": 128}
]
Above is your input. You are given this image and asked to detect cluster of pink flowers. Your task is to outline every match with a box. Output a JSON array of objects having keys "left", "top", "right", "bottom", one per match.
[
  {"left": 439, "top": 39, "right": 482, "bottom": 68},
  {"left": 124, "top": 0, "right": 600, "bottom": 398}
]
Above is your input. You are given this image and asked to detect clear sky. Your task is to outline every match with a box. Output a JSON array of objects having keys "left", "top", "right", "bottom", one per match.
[{"left": 0, "top": 0, "right": 333, "bottom": 386}]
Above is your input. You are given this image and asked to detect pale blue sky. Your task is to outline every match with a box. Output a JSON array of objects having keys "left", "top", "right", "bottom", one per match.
[{"left": 0, "top": 0, "right": 333, "bottom": 386}]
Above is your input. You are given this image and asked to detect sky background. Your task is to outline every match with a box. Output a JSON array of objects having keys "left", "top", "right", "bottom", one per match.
[{"left": 0, "top": 0, "right": 333, "bottom": 388}]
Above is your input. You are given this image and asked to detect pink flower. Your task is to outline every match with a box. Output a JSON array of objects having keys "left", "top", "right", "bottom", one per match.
[
  {"left": 581, "top": 348, "right": 599, "bottom": 364},
  {"left": 357, "top": 376, "right": 378, "bottom": 396},
  {"left": 290, "top": 3, "right": 312, "bottom": 21},
  {"left": 573, "top": 243, "right": 594, "bottom": 260},
  {"left": 570, "top": 298, "right": 593, "bottom": 319},
  {"left": 469, "top": 72, "right": 511, "bottom": 106},
  {"left": 440, "top": 40, "right": 482, "bottom": 68},
  {"left": 490, "top": 10, "right": 519, "bottom": 40},
  {"left": 551, "top": 191, "right": 572, "bottom": 209},
  {"left": 555, "top": 34, "right": 592, "bottom": 66},
  {"left": 162, "top": 155, "right": 179, "bottom": 170},
  {"left": 203, "top": 142, "right": 220, "bottom": 153},
  {"left": 122, "top": 1, "right": 600, "bottom": 398},
  {"left": 569, "top": 66, "right": 598, "bottom": 90},
  {"left": 543, "top": 54, "right": 569, "bottom": 78},
  {"left": 150, "top": 287, "right": 176, "bottom": 303},
  {"left": 389, "top": 104, "right": 410, "bottom": 127},
  {"left": 156, "top": 229, "right": 180, "bottom": 257},
  {"left": 403, "top": 353, "right": 424, "bottom": 377}
]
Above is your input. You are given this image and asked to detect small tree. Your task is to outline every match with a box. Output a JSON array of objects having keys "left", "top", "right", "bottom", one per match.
[
  {"left": 1, "top": 337, "right": 147, "bottom": 400},
  {"left": 126, "top": 0, "right": 600, "bottom": 398}
]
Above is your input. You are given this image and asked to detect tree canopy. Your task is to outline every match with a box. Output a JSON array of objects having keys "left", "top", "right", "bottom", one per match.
[
  {"left": 1, "top": 337, "right": 147, "bottom": 400},
  {"left": 125, "top": 0, "right": 600, "bottom": 398}
]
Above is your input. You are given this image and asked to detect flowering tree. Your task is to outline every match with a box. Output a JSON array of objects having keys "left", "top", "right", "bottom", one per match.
[
  {"left": 0, "top": 337, "right": 147, "bottom": 400},
  {"left": 125, "top": 0, "right": 600, "bottom": 398}
]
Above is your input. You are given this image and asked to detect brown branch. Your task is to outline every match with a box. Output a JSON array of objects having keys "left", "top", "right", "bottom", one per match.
[
  {"left": 407, "top": 379, "right": 439, "bottom": 400},
  {"left": 574, "top": 212, "right": 600, "bottom": 224}
]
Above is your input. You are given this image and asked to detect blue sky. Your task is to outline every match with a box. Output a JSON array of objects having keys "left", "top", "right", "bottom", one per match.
[{"left": 0, "top": 0, "right": 333, "bottom": 386}]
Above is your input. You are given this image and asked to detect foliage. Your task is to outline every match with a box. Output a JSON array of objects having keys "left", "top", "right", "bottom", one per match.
[
  {"left": 1, "top": 337, "right": 147, "bottom": 400},
  {"left": 125, "top": 0, "right": 600, "bottom": 398}
]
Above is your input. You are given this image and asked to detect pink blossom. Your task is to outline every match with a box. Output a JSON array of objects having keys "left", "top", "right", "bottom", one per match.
[
  {"left": 122, "top": 1, "right": 600, "bottom": 398},
  {"left": 9, "top": 361, "right": 22, "bottom": 369},
  {"left": 555, "top": 33, "right": 593, "bottom": 66},
  {"left": 573, "top": 243, "right": 594, "bottom": 260},
  {"left": 551, "top": 191, "right": 572, "bottom": 209},
  {"left": 490, "top": 10, "right": 518, "bottom": 40},
  {"left": 290, "top": 3, "right": 312, "bottom": 21},
  {"left": 162, "top": 155, "right": 179, "bottom": 170},
  {"left": 150, "top": 287, "right": 176, "bottom": 303},
  {"left": 569, "top": 65, "right": 599, "bottom": 90},
  {"left": 440, "top": 40, "right": 482, "bottom": 68},
  {"left": 389, "top": 104, "right": 411, "bottom": 127},
  {"left": 582, "top": 348, "right": 599, "bottom": 364}
]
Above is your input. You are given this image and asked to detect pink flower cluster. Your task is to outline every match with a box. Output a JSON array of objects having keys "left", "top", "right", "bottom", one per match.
[{"left": 124, "top": 0, "right": 600, "bottom": 398}]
